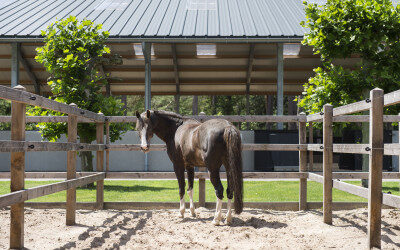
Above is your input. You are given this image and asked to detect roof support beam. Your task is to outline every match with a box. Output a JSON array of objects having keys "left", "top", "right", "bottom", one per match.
[
  {"left": 11, "top": 43, "right": 20, "bottom": 88},
  {"left": 246, "top": 44, "right": 255, "bottom": 129},
  {"left": 142, "top": 42, "right": 152, "bottom": 172},
  {"left": 18, "top": 48, "right": 40, "bottom": 95},
  {"left": 142, "top": 42, "right": 152, "bottom": 110},
  {"left": 172, "top": 44, "right": 180, "bottom": 113},
  {"left": 276, "top": 43, "right": 284, "bottom": 130}
]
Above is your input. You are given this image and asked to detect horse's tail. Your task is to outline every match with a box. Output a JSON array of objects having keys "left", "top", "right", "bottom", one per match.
[{"left": 224, "top": 126, "right": 243, "bottom": 214}]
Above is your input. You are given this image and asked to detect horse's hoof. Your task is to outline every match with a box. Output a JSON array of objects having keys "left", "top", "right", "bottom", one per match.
[
  {"left": 212, "top": 219, "right": 220, "bottom": 225},
  {"left": 190, "top": 207, "right": 196, "bottom": 217},
  {"left": 225, "top": 217, "right": 232, "bottom": 225}
]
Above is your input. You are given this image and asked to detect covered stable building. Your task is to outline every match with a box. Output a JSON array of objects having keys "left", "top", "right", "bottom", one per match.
[{"left": 0, "top": 0, "right": 358, "bottom": 122}]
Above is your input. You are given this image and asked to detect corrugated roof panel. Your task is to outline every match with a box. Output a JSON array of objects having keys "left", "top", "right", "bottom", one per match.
[
  {"left": 144, "top": 0, "right": 171, "bottom": 36},
  {"left": 0, "top": 0, "right": 29, "bottom": 17},
  {"left": 195, "top": 10, "right": 207, "bottom": 36},
  {"left": 156, "top": 0, "right": 180, "bottom": 36},
  {"left": 18, "top": 0, "right": 83, "bottom": 35},
  {"left": 29, "top": 0, "right": 93, "bottom": 36},
  {"left": 279, "top": 1, "right": 306, "bottom": 36},
  {"left": 246, "top": 0, "right": 270, "bottom": 36},
  {"left": 218, "top": 0, "right": 232, "bottom": 36},
  {"left": 207, "top": 6, "right": 219, "bottom": 36},
  {"left": 256, "top": 0, "right": 283, "bottom": 36},
  {"left": 0, "top": 0, "right": 309, "bottom": 39},
  {"left": 236, "top": 0, "right": 257, "bottom": 36},
  {"left": 108, "top": 0, "right": 142, "bottom": 35},
  {"left": 0, "top": 0, "right": 59, "bottom": 35},
  {"left": 133, "top": 0, "right": 162, "bottom": 35},
  {"left": 0, "top": 0, "right": 45, "bottom": 31},
  {"left": 182, "top": 10, "right": 197, "bottom": 36},
  {"left": 100, "top": 0, "right": 132, "bottom": 32},
  {"left": 119, "top": 0, "right": 150, "bottom": 36},
  {"left": 286, "top": 0, "right": 308, "bottom": 34},
  {"left": 169, "top": 0, "right": 187, "bottom": 36},
  {"left": 266, "top": 0, "right": 296, "bottom": 36},
  {"left": 228, "top": 0, "right": 244, "bottom": 36}
]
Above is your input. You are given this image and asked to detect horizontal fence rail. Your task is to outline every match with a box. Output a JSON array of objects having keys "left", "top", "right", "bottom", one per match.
[
  {"left": 0, "top": 85, "right": 105, "bottom": 122},
  {"left": 106, "top": 144, "right": 308, "bottom": 152},
  {"left": 2, "top": 114, "right": 400, "bottom": 123},
  {"left": 0, "top": 173, "right": 105, "bottom": 208},
  {"left": 0, "top": 140, "right": 105, "bottom": 152},
  {"left": 308, "top": 173, "right": 400, "bottom": 209},
  {"left": 308, "top": 143, "right": 400, "bottom": 156}
]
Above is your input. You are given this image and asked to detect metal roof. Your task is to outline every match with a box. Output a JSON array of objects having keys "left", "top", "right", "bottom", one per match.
[{"left": 0, "top": 0, "right": 307, "bottom": 42}]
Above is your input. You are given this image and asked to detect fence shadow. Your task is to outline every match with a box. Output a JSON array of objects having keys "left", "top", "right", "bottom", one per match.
[
  {"left": 78, "top": 184, "right": 175, "bottom": 193},
  {"left": 55, "top": 211, "right": 152, "bottom": 250}
]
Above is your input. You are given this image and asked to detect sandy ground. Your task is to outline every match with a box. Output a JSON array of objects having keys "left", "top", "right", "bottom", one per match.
[{"left": 0, "top": 207, "right": 399, "bottom": 249}]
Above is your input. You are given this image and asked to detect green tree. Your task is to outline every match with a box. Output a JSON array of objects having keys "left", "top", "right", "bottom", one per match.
[
  {"left": 299, "top": 0, "right": 400, "bottom": 113},
  {"left": 299, "top": 0, "right": 400, "bottom": 185},
  {"left": 30, "top": 16, "right": 129, "bottom": 171}
]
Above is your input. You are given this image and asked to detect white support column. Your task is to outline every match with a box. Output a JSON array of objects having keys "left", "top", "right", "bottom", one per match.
[
  {"left": 11, "top": 43, "right": 20, "bottom": 88},
  {"left": 142, "top": 42, "right": 152, "bottom": 172},
  {"left": 276, "top": 43, "right": 284, "bottom": 130}
]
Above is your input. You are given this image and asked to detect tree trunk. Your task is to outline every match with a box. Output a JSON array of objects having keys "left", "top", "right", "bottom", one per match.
[
  {"left": 192, "top": 96, "right": 198, "bottom": 115},
  {"left": 212, "top": 96, "right": 217, "bottom": 115},
  {"left": 79, "top": 136, "right": 94, "bottom": 188},
  {"left": 121, "top": 95, "right": 127, "bottom": 116}
]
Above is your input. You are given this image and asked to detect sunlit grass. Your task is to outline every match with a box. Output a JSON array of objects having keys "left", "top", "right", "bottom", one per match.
[{"left": 0, "top": 180, "right": 398, "bottom": 202}]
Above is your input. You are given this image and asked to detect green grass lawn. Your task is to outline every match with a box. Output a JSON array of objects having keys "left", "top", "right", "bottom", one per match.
[{"left": 0, "top": 180, "right": 398, "bottom": 203}]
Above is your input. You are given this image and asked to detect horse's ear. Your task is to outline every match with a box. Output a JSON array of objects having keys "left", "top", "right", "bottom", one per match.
[
  {"left": 135, "top": 111, "right": 140, "bottom": 118},
  {"left": 146, "top": 109, "right": 151, "bottom": 118}
]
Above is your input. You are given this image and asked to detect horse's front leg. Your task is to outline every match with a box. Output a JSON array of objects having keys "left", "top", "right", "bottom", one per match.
[
  {"left": 187, "top": 167, "right": 196, "bottom": 217},
  {"left": 174, "top": 164, "right": 186, "bottom": 218}
]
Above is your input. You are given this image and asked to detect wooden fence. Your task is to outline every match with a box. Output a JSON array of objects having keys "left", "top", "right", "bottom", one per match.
[{"left": 0, "top": 85, "right": 400, "bottom": 248}]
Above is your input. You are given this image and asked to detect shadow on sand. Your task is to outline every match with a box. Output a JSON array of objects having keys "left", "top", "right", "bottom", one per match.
[{"left": 55, "top": 211, "right": 152, "bottom": 250}]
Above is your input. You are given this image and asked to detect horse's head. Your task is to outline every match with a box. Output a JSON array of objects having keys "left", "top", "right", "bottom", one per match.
[{"left": 135, "top": 110, "right": 154, "bottom": 153}]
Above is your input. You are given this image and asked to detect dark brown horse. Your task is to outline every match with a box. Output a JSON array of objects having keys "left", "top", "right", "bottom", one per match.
[{"left": 135, "top": 110, "right": 243, "bottom": 225}]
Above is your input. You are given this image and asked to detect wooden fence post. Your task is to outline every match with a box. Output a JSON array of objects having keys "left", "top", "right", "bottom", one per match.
[
  {"left": 299, "top": 112, "right": 307, "bottom": 210},
  {"left": 105, "top": 119, "right": 110, "bottom": 172},
  {"left": 10, "top": 85, "right": 26, "bottom": 249},
  {"left": 309, "top": 122, "right": 314, "bottom": 172},
  {"left": 96, "top": 115, "right": 104, "bottom": 210},
  {"left": 323, "top": 104, "right": 333, "bottom": 225},
  {"left": 66, "top": 103, "right": 77, "bottom": 226},
  {"left": 368, "top": 88, "right": 384, "bottom": 249}
]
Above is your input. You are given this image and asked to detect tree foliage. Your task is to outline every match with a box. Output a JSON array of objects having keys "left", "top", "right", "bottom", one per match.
[
  {"left": 30, "top": 16, "right": 129, "bottom": 170},
  {"left": 30, "top": 16, "right": 128, "bottom": 143},
  {"left": 299, "top": 0, "right": 400, "bottom": 115}
]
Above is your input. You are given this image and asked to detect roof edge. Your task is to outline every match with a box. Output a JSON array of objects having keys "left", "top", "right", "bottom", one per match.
[{"left": 0, "top": 36, "right": 303, "bottom": 43}]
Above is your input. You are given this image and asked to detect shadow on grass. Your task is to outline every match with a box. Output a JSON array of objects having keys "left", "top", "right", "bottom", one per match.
[
  {"left": 78, "top": 184, "right": 175, "bottom": 193},
  {"left": 382, "top": 186, "right": 399, "bottom": 194}
]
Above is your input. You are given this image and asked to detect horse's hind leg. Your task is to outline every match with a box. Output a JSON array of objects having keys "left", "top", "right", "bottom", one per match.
[
  {"left": 187, "top": 167, "right": 196, "bottom": 217},
  {"left": 225, "top": 169, "right": 234, "bottom": 225},
  {"left": 174, "top": 164, "right": 186, "bottom": 218},
  {"left": 209, "top": 169, "right": 224, "bottom": 225}
]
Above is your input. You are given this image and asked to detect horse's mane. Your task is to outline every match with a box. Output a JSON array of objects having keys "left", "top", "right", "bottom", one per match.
[{"left": 154, "top": 110, "right": 197, "bottom": 125}]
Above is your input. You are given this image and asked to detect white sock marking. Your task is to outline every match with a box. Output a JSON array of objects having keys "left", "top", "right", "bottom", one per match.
[
  {"left": 188, "top": 189, "right": 196, "bottom": 217},
  {"left": 226, "top": 199, "right": 233, "bottom": 224},
  {"left": 212, "top": 197, "right": 223, "bottom": 225},
  {"left": 180, "top": 196, "right": 185, "bottom": 218}
]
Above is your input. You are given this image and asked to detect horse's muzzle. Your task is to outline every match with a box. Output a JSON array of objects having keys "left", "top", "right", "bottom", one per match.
[{"left": 141, "top": 145, "right": 149, "bottom": 153}]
